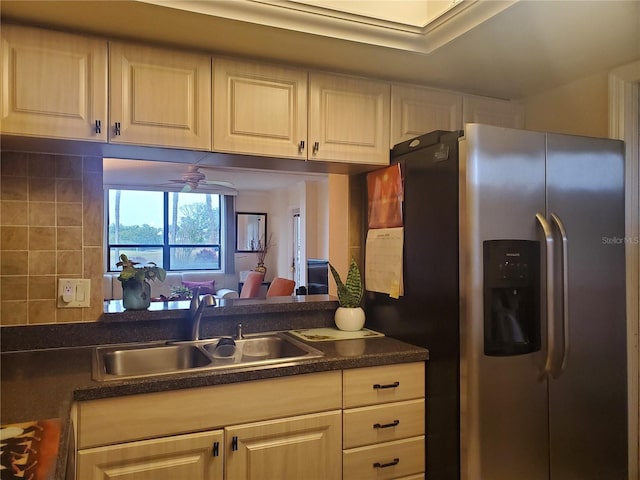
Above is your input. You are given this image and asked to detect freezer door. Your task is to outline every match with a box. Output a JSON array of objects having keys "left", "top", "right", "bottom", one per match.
[
  {"left": 460, "top": 124, "right": 549, "bottom": 480},
  {"left": 546, "top": 134, "right": 627, "bottom": 479}
]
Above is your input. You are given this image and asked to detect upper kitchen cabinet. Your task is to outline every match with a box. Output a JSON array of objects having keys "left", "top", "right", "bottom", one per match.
[
  {"left": 462, "top": 94, "right": 525, "bottom": 129},
  {"left": 390, "top": 84, "right": 463, "bottom": 147},
  {"left": 213, "top": 58, "right": 308, "bottom": 159},
  {"left": 309, "top": 72, "right": 390, "bottom": 165},
  {"left": 0, "top": 25, "right": 107, "bottom": 142},
  {"left": 109, "top": 42, "right": 211, "bottom": 150}
]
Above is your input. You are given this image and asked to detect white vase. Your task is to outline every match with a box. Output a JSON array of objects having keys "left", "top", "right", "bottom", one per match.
[{"left": 334, "top": 306, "right": 365, "bottom": 331}]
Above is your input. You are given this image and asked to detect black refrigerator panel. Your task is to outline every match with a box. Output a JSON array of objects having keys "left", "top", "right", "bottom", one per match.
[
  {"left": 365, "top": 129, "right": 463, "bottom": 480},
  {"left": 482, "top": 240, "right": 541, "bottom": 356}
]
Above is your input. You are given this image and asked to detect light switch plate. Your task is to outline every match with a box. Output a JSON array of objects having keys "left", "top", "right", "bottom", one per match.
[{"left": 57, "top": 279, "right": 91, "bottom": 308}]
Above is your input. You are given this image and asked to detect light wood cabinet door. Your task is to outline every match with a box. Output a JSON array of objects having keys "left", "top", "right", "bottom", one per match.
[
  {"left": 390, "top": 85, "right": 462, "bottom": 147},
  {"left": 226, "top": 410, "right": 342, "bottom": 480},
  {"left": 213, "top": 58, "right": 308, "bottom": 159},
  {"left": 77, "top": 430, "right": 223, "bottom": 480},
  {"left": 109, "top": 42, "right": 211, "bottom": 150},
  {"left": 0, "top": 25, "right": 107, "bottom": 141},
  {"left": 462, "top": 94, "right": 525, "bottom": 129},
  {"left": 309, "top": 72, "right": 390, "bottom": 165}
]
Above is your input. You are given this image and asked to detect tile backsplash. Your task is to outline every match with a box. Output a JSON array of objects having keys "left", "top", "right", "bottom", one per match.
[{"left": 0, "top": 151, "right": 104, "bottom": 325}]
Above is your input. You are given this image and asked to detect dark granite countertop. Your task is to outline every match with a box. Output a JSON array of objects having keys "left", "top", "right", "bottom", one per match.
[{"left": 1, "top": 327, "right": 428, "bottom": 480}]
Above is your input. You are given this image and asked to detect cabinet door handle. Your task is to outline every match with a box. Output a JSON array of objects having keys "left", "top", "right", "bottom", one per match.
[
  {"left": 373, "top": 381, "right": 399, "bottom": 390},
  {"left": 312, "top": 141, "right": 319, "bottom": 154},
  {"left": 114, "top": 122, "right": 121, "bottom": 136},
  {"left": 373, "top": 419, "right": 400, "bottom": 429},
  {"left": 373, "top": 458, "right": 400, "bottom": 469},
  {"left": 95, "top": 120, "right": 101, "bottom": 134},
  {"left": 298, "top": 140, "right": 305, "bottom": 153},
  {"left": 231, "top": 436, "right": 238, "bottom": 451},
  {"left": 212, "top": 441, "right": 219, "bottom": 457}
]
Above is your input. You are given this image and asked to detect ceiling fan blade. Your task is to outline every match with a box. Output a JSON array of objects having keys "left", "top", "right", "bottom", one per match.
[{"left": 202, "top": 180, "right": 235, "bottom": 188}]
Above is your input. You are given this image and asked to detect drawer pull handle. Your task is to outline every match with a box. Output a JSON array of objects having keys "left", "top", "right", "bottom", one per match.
[
  {"left": 212, "top": 441, "right": 219, "bottom": 457},
  {"left": 231, "top": 436, "right": 238, "bottom": 451},
  {"left": 95, "top": 119, "right": 101, "bottom": 134},
  {"left": 114, "top": 122, "right": 121, "bottom": 136},
  {"left": 373, "top": 419, "right": 400, "bottom": 429},
  {"left": 373, "top": 458, "right": 400, "bottom": 469},
  {"left": 373, "top": 381, "right": 400, "bottom": 390},
  {"left": 298, "top": 140, "right": 305, "bottom": 153}
]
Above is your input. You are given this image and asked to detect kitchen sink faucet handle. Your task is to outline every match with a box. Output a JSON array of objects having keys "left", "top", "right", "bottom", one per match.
[{"left": 235, "top": 323, "right": 244, "bottom": 340}]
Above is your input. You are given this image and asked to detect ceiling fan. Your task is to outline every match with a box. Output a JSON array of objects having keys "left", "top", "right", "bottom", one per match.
[{"left": 166, "top": 165, "right": 237, "bottom": 194}]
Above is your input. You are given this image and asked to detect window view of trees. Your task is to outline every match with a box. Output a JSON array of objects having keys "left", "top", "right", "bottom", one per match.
[{"left": 108, "top": 190, "right": 222, "bottom": 271}]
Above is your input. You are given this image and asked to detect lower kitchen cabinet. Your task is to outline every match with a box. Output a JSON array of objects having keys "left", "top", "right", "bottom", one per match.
[
  {"left": 77, "top": 429, "right": 224, "bottom": 480},
  {"left": 226, "top": 410, "right": 341, "bottom": 480},
  {"left": 73, "top": 364, "right": 425, "bottom": 480}
]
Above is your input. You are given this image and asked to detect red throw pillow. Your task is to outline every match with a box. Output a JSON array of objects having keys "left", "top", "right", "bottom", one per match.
[{"left": 182, "top": 280, "right": 215, "bottom": 295}]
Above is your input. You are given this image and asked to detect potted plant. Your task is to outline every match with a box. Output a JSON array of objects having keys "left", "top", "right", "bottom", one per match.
[
  {"left": 116, "top": 253, "right": 166, "bottom": 310},
  {"left": 254, "top": 233, "right": 273, "bottom": 275},
  {"left": 329, "top": 257, "right": 365, "bottom": 331}
]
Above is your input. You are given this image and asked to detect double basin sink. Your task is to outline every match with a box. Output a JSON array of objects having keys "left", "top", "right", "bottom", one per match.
[{"left": 92, "top": 332, "right": 324, "bottom": 382}]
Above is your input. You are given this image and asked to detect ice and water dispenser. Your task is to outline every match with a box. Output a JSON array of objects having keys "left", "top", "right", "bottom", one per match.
[{"left": 483, "top": 240, "right": 541, "bottom": 356}]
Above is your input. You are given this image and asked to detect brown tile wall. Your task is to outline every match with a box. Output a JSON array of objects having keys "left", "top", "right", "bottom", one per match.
[{"left": 0, "top": 152, "right": 104, "bottom": 325}]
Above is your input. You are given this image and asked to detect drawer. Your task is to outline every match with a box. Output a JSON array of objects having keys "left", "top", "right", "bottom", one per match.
[
  {"left": 343, "top": 436, "right": 425, "bottom": 480},
  {"left": 343, "top": 362, "right": 425, "bottom": 408},
  {"left": 77, "top": 371, "right": 341, "bottom": 448},
  {"left": 343, "top": 399, "right": 425, "bottom": 449}
]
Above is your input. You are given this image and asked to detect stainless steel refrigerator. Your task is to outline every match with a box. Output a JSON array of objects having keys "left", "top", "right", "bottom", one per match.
[{"left": 365, "top": 124, "right": 627, "bottom": 480}]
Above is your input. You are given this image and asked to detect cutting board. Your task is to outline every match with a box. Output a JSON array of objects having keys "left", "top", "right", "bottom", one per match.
[{"left": 289, "top": 327, "right": 384, "bottom": 342}]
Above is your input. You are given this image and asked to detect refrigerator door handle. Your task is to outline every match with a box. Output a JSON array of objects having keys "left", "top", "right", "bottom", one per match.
[
  {"left": 551, "top": 212, "right": 569, "bottom": 377},
  {"left": 536, "top": 213, "right": 555, "bottom": 380}
]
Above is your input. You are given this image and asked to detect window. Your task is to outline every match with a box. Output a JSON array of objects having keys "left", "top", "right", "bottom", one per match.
[{"left": 107, "top": 189, "right": 222, "bottom": 271}]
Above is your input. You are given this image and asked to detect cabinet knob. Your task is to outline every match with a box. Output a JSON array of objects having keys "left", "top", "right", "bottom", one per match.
[
  {"left": 114, "top": 122, "right": 121, "bottom": 136},
  {"left": 312, "top": 141, "right": 319, "bottom": 154},
  {"left": 298, "top": 140, "right": 305, "bottom": 153},
  {"left": 95, "top": 120, "right": 101, "bottom": 134}
]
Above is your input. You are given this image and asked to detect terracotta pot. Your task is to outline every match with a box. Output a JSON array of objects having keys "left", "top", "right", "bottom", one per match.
[{"left": 334, "top": 306, "right": 365, "bottom": 331}]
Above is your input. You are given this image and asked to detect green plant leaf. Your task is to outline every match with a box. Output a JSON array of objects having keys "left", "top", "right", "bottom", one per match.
[{"left": 329, "top": 257, "right": 362, "bottom": 308}]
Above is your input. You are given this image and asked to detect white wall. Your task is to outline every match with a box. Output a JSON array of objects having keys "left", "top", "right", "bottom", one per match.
[
  {"left": 234, "top": 178, "right": 329, "bottom": 286},
  {"left": 234, "top": 192, "right": 274, "bottom": 279}
]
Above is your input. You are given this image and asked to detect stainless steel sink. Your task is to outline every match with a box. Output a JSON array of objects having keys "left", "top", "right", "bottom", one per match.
[{"left": 92, "top": 333, "right": 324, "bottom": 381}]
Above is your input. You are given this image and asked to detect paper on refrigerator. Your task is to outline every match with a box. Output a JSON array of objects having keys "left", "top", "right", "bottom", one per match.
[{"left": 365, "top": 227, "right": 404, "bottom": 297}]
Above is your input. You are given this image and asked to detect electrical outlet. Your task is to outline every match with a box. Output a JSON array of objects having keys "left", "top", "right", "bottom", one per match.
[{"left": 57, "top": 279, "right": 91, "bottom": 308}]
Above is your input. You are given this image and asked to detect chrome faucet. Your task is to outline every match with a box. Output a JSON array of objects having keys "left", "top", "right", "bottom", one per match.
[{"left": 190, "top": 291, "right": 216, "bottom": 341}]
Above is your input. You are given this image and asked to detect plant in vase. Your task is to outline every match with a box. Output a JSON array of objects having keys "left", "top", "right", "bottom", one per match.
[
  {"left": 329, "top": 257, "right": 365, "bottom": 331},
  {"left": 254, "top": 233, "right": 273, "bottom": 275},
  {"left": 116, "top": 253, "right": 166, "bottom": 310}
]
